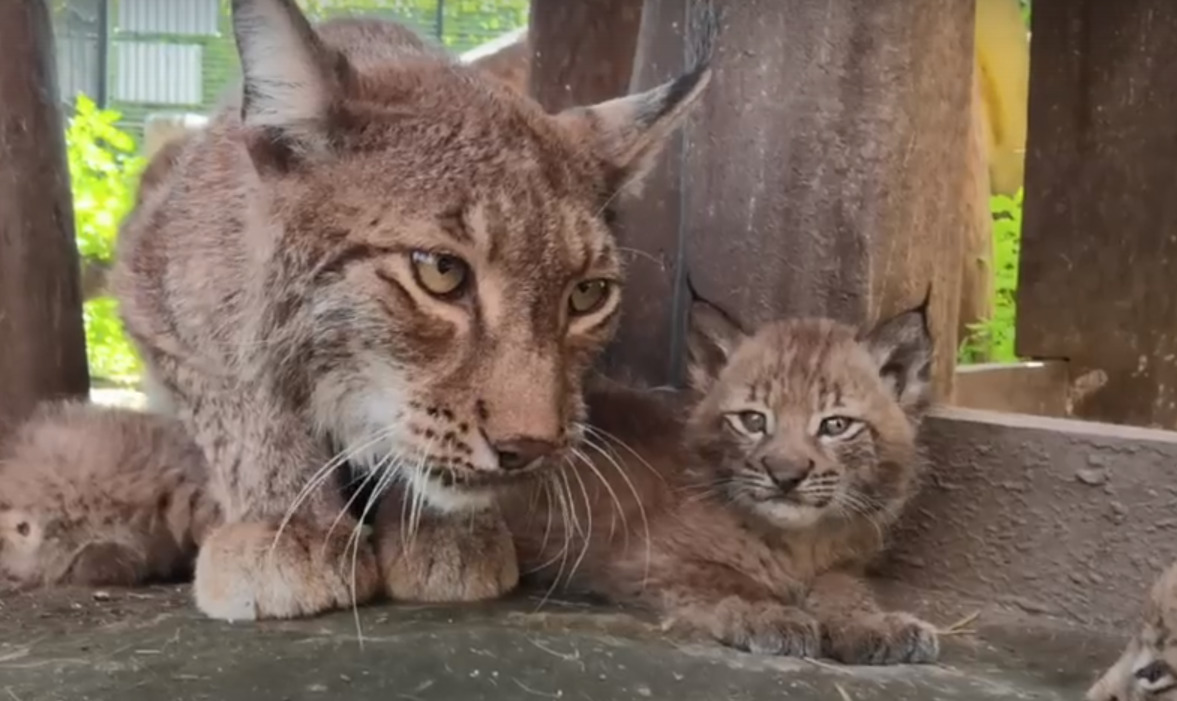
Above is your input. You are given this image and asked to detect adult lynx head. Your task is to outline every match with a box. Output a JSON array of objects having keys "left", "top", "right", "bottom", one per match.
[
  {"left": 683, "top": 294, "right": 934, "bottom": 531},
  {"left": 120, "top": 0, "right": 711, "bottom": 511}
]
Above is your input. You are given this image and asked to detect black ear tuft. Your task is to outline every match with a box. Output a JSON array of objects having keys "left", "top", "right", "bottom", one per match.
[
  {"left": 861, "top": 296, "right": 935, "bottom": 416},
  {"left": 686, "top": 286, "right": 747, "bottom": 394}
]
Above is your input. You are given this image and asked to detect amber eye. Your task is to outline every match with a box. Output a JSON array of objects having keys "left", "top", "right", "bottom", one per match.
[
  {"left": 410, "top": 250, "right": 469, "bottom": 298},
  {"left": 737, "top": 411, "right": 767, "bottom": 434},
  {"left": 568, "top": 279, "right": 612, "bottom": 316},
  {"left": 818, "top": 416, "right": 855, "bottom": 438}
]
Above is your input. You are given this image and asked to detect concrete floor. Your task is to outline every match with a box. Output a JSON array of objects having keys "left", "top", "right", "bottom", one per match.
[{"left": 0, "top": 585, "right": 1119, "bottom": 701}]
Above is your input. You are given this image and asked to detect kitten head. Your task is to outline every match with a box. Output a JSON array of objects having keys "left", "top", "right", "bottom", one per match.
[
  {"left": 1088, "top": 564, "right": 1177, "bottom": 701},
  {"left": 684, "top": 294, "right": 934, "bottom": 530},
  {"left": 208, "top": 1, "right": 712, "bottom": 510}
]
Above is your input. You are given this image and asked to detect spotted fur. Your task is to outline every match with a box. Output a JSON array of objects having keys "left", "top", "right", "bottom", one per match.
[{"left": 110, "top": 0, "right": 710, "bottom": 621}]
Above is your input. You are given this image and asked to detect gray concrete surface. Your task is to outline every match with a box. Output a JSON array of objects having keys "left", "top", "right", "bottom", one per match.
[{"left": 0, "top": 585, "right": 1117, "bottom": 701}]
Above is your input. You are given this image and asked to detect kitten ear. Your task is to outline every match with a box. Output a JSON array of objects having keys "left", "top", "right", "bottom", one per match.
[
  {"left": 860, "top": 289, "right": 935, "bottom": 416},
  {"left": 231, "top": 0, "right": 354, "bottom": 158},
  {"left": 686, "top": 288, "right": 748, "bottom": 393}
]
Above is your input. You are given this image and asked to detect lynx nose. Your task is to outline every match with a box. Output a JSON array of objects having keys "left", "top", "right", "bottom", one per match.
[
  {"left": 493, "top": 438, "right": 558, "bottom": 471},
  {"left": 763, "top": 457, "right": 814, "bottom": 493}
]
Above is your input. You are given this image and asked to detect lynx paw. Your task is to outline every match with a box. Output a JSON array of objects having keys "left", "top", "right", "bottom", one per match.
[
  {"left": 823, "top": 611, "right": 940, "bottom": 665},
  {"left": 193, "top": 520, "right": 380, "bottom": 621},
  {"left": 666, "top": 597, "right": 821, "bottom": 657},
  {"left": 376, "top": 508, "right": 518, "bottom": 603}
]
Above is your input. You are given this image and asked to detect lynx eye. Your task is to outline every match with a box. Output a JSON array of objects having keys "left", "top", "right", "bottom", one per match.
[
  {"left": 568, "top": 279, "right": 612, "bottom": 316},
  {"left": 410, "top": 250, "right": 469, "bottom": 298},
  {"left": 818, "top": 416, "right": 856, "bottom": 438},
  {"left": 737, "top": 411, "right": 767, "bottom": 434}
]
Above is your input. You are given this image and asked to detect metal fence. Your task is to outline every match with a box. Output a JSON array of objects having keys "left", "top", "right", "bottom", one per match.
[{"left": 51, "top": 0, "right": 529, "bottom": 132}]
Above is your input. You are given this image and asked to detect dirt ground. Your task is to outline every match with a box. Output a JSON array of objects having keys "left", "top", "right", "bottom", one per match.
[{"left": 0, "top": 584, "right": 1121, "bottom": 700}]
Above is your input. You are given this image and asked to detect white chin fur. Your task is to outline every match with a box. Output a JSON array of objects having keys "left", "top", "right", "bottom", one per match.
[{"left": 756, "top": 501, "right": 824, "bottom": 530}]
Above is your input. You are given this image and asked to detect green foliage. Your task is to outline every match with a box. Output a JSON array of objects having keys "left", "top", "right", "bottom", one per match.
[
  {"left": 65, "top": 95, "right": 145, "bottom": 387},
  {"left": 958, "top": 189, "right": 1023, "bottom": 364}
]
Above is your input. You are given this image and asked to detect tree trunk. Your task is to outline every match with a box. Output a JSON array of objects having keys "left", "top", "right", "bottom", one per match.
[
  {"left": 610, "top": 0, "right": 973, "bottom": 399},
  {"left": 528, "top": 0, "right": 643, "bottom": 112},
  {"left": 0, "top": 0, "right": 90, "bottom": 437}
]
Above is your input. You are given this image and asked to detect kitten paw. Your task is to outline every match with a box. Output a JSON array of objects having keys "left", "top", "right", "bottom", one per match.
[
  {"left": 823, "top": 611, "right": 940, "bottom": 665},
  {"left": 667, "top": 597, "right": 821, "bottom": 657},
  {"left": 193, "top": 520, "right": 380, "bottom": 621},
  {"left": 376, "top": 506, "right": 519, "bottom": 603}
]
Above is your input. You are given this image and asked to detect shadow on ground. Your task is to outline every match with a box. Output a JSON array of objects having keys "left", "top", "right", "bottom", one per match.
[{"left": 0, "top": 585, "right": 1117, "bottom": 700}]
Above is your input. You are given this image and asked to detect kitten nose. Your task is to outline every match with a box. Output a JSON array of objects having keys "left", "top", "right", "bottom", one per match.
[
  {"left": 763, "top": 457, "right": 814, "bottom": 493},
  {"left": 493, "top": 438, "right": 558, "bottom": 471}
]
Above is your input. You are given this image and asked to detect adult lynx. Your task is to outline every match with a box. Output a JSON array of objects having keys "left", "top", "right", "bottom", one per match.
[{"left": 111, "top": 0, "right": 710, "bottom": 621}]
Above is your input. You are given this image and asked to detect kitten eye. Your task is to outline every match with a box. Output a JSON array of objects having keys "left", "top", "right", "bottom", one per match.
[
  {"left": 1136, "top": 659, "right": 1172, "bottom": 684},
  {"left": 818, "top": 416, "right": 855, "bottom": 438},
  {"left": 737, "top": 411, "right": 767, "bottom": 434},
  {"left": 410, "top": 250, "right": 470, "bottom": 298},
  {"left": 15, "top": 523, "right": 29, "bottom": 537},
  {"left": 568, "top": 279, "right": 612, "bottom": 316}
]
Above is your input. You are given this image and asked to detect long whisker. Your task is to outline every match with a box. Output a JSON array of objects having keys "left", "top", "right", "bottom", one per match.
[
  {"left": 344, "top": 452, "right": 406, "bottom": 649},
  {"left": 534, "top": 466, "right": 577, "bottom": 611},
  {"left": 524, "top": 473, "right": 570, "bottom": 575},
  {"left": 570, "top": 445, "right": 627, "bottom": 545},
  {"left": 581, "top": 424, "right": 666, "bottom": 484},
  {"left": 406, "top": 437, "right": 438, "bottom": 551},
  {"left": 270, "top": 428, "right": 394, "bottom": 563},
  {"left": 565, "top": 456, "right": 596, "bottom": 587},
  {"left": 576, "top": 433, "right": 652, "bottom": 590}
]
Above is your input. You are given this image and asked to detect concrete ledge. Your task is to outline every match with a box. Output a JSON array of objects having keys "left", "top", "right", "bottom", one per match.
[
  {"left": 953, "top": 361, "right": 1070, "bottom": 417},
  {"left": 885, "top": 406, "right": 1177, "bottom": 631}
]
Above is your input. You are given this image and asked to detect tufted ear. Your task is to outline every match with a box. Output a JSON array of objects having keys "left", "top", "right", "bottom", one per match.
[
  {"left": 231, "top": 0, "right": 355, "bottom": 161},
  {"left": 860, "top": 289, "right": 935, "bottom": 416},
  {"left": 555, "top": 2, "right": 717, "bottom": 199},
  {"left": 686, "top": 292, "right": 747, "bottom": 394}
]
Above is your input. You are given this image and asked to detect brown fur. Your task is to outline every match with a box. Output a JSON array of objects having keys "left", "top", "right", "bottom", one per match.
[
  {"left": 1088, "top": 563, "right": 1177, "bottom": 700},
  {"left": 110, "top": 0, "right": 710, "bottom": 621},
  {"left": 504, "top": 297, "right": 939, "bottom": 664},
  {"left": 0, "top": 401, "right": 218, "bottom": 590}
]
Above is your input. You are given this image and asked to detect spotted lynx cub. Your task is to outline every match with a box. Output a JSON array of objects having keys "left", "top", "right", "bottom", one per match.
[
  {"left": 507, "top": 295, "right": 939, "bottom": 664},
  {"left": 0, "top": 401, "right": 217, "bottom": 589},
  {"left": 1088, "top": 562, "right": 1177, "bottom": 700},
  {"left": 110, "top": 0, "right": 710, "bottom": 621}
]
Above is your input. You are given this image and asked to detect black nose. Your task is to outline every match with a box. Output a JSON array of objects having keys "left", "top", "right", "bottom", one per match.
[
  {"left": 762, "top": 457, "right": 814, "bottom": 493},
  {"left": 493, "top": 438, "right": 558, "bottom": 471}
]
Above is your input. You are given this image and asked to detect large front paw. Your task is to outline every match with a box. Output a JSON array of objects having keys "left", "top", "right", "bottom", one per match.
[
  {"left": 376, "top": 507, "right": 518, "bottom": 603},
  {"left": 193, "top": 520, "right": 380, "bottom": 622},
  {"left": 823, "top": 611, "right": 940, "bottom": 665},
  {"left": 665, "top": 597, "right": 821, "bottom": 657}
]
